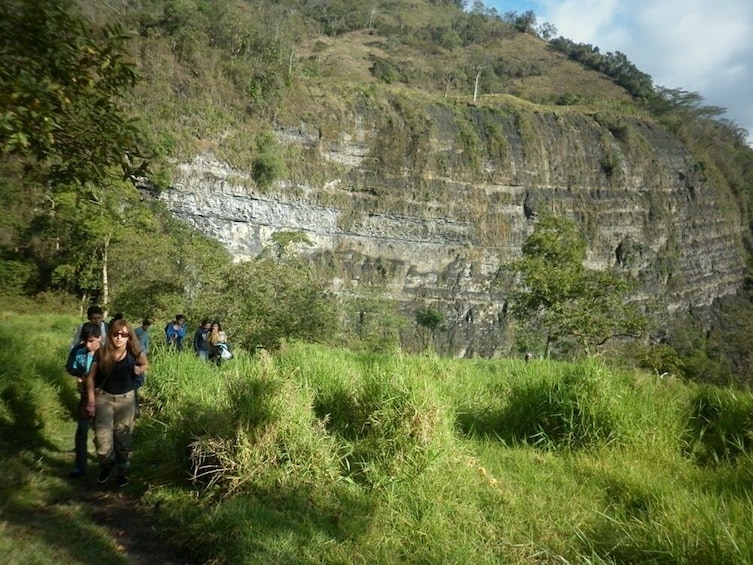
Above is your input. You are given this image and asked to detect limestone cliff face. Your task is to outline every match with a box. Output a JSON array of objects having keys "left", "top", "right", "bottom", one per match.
[{"left": 158, "top": 103, "right": 746, "bottom": 357}]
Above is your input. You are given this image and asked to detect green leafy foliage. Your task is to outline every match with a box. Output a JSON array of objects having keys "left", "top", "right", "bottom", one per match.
[
  {"left": 505, "top": 216, "right": 645, "bottom": 357},
  {"left": 108, "top": 207, "right": 231, "bottom": 323},
  {"left": 194, "top": 258, "right": 338, "bottom": 351},
  {"left": 0, "top": 0, "right": 142, "bottom": 185},
  {"left": 342, "top": 291, "right": 406, "bottom": 353}
]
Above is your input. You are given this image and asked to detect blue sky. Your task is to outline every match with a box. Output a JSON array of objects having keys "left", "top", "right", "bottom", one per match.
[{"left": 482, "top": 0, "right": 753, "bottom": 142}]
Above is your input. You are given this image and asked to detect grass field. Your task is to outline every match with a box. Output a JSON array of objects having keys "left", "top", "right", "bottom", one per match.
[{"left": 2, "top": 311, "right": 752, "bottom": 564}]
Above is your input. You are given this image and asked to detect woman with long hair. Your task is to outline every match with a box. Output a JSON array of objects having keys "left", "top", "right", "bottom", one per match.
[
  {"left": 207, "top": 319, "right": 229, "bottom": 366},
  {"left": 85, "top": 318, "right": 148, "bottom": 487}
]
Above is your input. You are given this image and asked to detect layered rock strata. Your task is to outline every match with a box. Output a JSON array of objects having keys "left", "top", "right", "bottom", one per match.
[{"left": 159, "top": 107, "right": 746, "bottom": 357}]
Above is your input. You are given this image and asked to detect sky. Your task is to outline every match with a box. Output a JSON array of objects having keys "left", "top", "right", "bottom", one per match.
[{"left": 483, "top": 0, "right": 753, "bottom": 143}]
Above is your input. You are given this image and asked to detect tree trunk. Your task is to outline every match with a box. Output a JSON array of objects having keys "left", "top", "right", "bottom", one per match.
[
  {"left": 473, "top": 69, "right": 482, "bottom": 102},
  {"left": 102, "top": 235, "right": 110, "bottom": 315}
]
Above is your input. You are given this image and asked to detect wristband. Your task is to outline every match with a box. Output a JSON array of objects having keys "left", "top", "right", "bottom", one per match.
[{"left": 86, "top": 403, "right": 96, "bottom": 408}]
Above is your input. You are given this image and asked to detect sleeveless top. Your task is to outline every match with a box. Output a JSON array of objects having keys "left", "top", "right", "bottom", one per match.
[{"left": 97, "top": 354, "right": 136, "bottom": 395}]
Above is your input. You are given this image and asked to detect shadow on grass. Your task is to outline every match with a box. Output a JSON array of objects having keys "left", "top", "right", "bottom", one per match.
[
  {"left": 455, "top": 367, "right": 625, "bottom": 450},
  {"left": 152, "top": 480, "right": 376, "bottom": 563}
]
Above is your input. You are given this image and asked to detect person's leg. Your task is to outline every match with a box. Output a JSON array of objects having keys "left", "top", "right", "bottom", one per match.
[
  {"left": 198, "top": 349, "right": 207, "bottom": 361},
  {"left": 112, "top": 391, "right": 137, "bottom": 483},
  {"left": 93, "top": 392, "right": 115, "bottom": 481},
  {"left": 72, "top": 417, "right": 90, "bottom": 474}
]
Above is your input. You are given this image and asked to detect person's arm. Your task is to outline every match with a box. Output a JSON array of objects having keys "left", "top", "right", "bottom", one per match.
[
  {"left": 85, "top": 359, "right": 98, "bottom": 417},
  {"left": 134, "top": 352, "right": 149, "bottom": 376}
]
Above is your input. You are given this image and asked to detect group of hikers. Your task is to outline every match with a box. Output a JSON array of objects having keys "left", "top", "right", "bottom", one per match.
[
  {"left": 164, "top": 314, "right": 232, "bottom": 364},
  {"left": 65, "top": 305, "right": 231, "bottom": 487}
]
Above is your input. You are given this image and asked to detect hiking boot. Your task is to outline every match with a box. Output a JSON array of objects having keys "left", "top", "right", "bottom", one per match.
[
  {"left": 116, "top": 474, "right": 129, "bottom": 488},
  {"left": 97, "top": 464, "right": 114, "bottom": 484},
  {"left": 68, "top": 468, "right": 86, "bottom": 479}
]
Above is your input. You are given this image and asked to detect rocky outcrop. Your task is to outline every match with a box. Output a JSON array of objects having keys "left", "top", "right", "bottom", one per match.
[{"left": 158, "top": 103, "right": 746, "bottom": 357}]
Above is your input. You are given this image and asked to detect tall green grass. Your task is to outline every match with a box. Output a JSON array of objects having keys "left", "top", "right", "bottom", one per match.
[{"left": 2, "top": 315, "right": 753, "bottom": 564}]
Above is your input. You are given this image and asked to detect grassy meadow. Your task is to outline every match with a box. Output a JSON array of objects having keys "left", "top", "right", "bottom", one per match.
[{"left": 1, "top": 311, "right": 753, "bottom": 564}]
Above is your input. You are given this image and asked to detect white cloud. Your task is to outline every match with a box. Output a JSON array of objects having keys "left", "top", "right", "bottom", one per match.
[{"left": 490, "top": 0, "right": 753, "bottom": 139}]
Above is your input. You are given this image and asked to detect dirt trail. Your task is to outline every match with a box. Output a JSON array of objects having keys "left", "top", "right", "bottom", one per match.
[{"left": 70, "top": 477, "right": 201, "bottom": 565}]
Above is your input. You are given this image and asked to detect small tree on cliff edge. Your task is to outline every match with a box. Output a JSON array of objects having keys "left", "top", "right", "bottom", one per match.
[{"left": 504, "top": 216, "right": 645, "bottom": 358}]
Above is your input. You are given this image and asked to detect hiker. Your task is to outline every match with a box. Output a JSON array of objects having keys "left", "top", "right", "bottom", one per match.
[
  {"left": 207, "top": 319, "right": 230, "bottom": 365},
  {"left": 65, "top": 322, "right": 102, "bottom": 478},
  {"left": 134, "top": 319, "right": 152, "bottom": 354},
  {"left": 70, "top": 305, "right": 108, "bottom": 350},
  {"left": 85, "top": 319, "right": 148, "bottom": 488},
  {"left": 165, "top": 314, "right": 187, "bottom": 351},
  {"left": 193, "top": 318, "right": 211, "bottom": 360}
]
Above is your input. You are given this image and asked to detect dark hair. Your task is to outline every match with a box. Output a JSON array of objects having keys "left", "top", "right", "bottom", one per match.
[
  {"left": 201, "top": 318, "right": 210, "bottom": 326},
  {"left": 142, "top": 319, "right": 151, "bottom": 326},
  {"left": 86, "top": 305, "right": 104, "bottom": 318},
  {"left": 176, "top": 314, "right": 185, "bottom": 321},
  {"left": 80, "top": 322, "right": 102, "bottom": 342}
]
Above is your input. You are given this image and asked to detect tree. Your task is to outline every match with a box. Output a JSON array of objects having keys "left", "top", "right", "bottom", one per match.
[
  {"left": 27, "top": 175, "right": 148, "bottom": 309},
  {"left": 415, "top": 304, "right": 444, "bottom": 353},
  {"left": 0, "top": 0, "right": 143, "bottom": 186},
  {"left": 504, "top": 216, "right": 645, "bottom": 358},
  {"left": 196, "top": 258, "right": 338, "bottom": 351},
  {"left": 503, "top": 10, "right": 537, "bottom": 34}
]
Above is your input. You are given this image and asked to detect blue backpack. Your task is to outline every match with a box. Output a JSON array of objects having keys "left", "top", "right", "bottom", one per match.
[{"left": 65, "top": 344, "right": 90, "bottom": 377}]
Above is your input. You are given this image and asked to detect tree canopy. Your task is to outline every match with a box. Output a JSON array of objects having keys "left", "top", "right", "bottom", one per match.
[
  {"left": 0, "top": 0, "right": 142, "bottom": 186},
  {"left": 505, "top": 216, "right": 645, "bottom": 358}
]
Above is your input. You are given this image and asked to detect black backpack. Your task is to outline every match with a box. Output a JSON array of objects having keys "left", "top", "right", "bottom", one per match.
[{"left": 124, "top": 352, "right": 145, "bottom": 389}]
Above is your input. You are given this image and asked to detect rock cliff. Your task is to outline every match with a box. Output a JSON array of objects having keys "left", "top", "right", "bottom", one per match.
[{"left": 158, "top": 101, "right": 746, "bottom": 357}]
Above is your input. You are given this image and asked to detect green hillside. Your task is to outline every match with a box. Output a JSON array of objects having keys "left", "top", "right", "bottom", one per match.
[{"left": 2, "top": 0, "right": 753, "bottom": 377}]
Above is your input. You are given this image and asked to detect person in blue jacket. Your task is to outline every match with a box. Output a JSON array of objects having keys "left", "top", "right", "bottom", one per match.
[
  {"left": 134, "top": 319, "right": 151, "bottom": 354},
  {"left": 65, "top": 322, "right": 102, "bottom": 478},
  {"left": 165, "top": 314, "right": 186, "bottom": 351}
]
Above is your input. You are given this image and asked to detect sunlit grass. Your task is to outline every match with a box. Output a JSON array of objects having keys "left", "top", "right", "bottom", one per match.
[{"left": 2, "top": 316, "right": 753, "bottom": 564}]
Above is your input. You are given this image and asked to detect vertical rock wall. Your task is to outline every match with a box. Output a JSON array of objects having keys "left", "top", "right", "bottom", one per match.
[{"left": 159, "top": 106, "right": 746, "bottom": 357}]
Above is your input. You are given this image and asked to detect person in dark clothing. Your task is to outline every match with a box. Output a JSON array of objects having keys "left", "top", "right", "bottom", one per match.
[
  {"left": 86, "top": 319, "right": 148, "bottom": 488},
  {"left": 207, "top": 319, "right": 230, "bottom": 366},
  {"left": 193, "top": 318, "right": 211, "bottom": 360}
]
